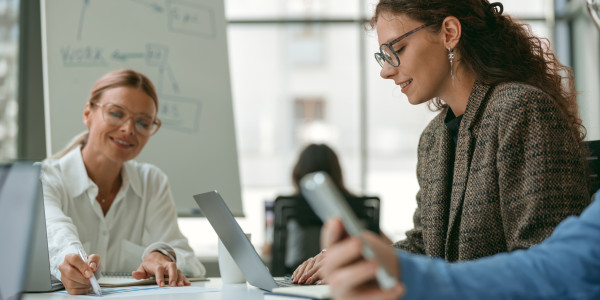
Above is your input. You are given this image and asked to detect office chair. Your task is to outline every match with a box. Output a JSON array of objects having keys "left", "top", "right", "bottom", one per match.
[
  {"left": 588, "top": 140, "right": 600, "bottom": 197},
  {"left": 270, "top": 194, "right": 380, "bottom": 276}
]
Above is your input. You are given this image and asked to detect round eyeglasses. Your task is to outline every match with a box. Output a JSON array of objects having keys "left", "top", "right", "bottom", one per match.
[
  {"left": 93, "top": 102, "right": 161, "bottom": 136},
  {"left": 374, "top": 23, "right": 432, "bottom": 68}
]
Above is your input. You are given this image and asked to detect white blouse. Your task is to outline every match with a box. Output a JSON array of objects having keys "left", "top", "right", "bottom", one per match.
[{"left": 41, "top": 146, "right": 205, "bottom": 280}]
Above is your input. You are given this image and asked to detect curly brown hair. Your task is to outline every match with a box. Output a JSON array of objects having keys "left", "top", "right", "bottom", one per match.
[{"left": 370, "top": 0, "right": 586, "bottom": 145}]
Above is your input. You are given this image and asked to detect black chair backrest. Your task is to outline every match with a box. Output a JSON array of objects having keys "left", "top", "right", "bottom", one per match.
[
  {"left": 588, "top": 140, "right": 600, "bottom": 196},
  {"left": 270, "top": 194, "right": 380, "bottom": 276}
]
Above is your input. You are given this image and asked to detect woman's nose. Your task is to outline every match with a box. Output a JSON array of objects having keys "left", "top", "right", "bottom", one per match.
[
  {"left": 380, "top": 62, "right": 397, "bottom": 79},
  {"left": 119, "top": 117, "right": 136, "bottom": 135}
]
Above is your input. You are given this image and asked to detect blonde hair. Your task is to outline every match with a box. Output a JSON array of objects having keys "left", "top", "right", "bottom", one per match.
[
  {"left": 49, "top": 69, "right": 158, "bottom": 160},
  {"left": 49, "top": 131, "right": 89, "bottom": 159}
]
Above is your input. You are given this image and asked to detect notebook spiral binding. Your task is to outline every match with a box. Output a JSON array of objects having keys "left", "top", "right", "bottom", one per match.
[{"left": 101, "top": 272, "right": 133, "bottom": 277}]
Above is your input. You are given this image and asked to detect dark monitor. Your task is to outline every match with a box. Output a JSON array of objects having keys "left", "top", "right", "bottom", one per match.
[{"left": 271, "top": 194, "right": 380, "bottom": 276}]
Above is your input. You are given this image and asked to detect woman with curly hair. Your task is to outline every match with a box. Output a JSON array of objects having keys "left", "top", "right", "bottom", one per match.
[{"left": 292, "top": 0, "right": 590, "bottom": 286}]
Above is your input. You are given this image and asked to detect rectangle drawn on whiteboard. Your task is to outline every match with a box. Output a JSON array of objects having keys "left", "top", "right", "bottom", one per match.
[
  {"left": 168, "top": 1, "right": 216, "bottom": 38},
  {"left": 146, "top": 44, "right": 169, "bottom": 67},
  {"left": 159, "top": 96, "right": 202, "bottom": 133}
]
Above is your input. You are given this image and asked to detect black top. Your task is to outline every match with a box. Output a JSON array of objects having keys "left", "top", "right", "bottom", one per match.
[
  {"left": 444, "top": 108, "right": 463, "bottom": 146},
  {"left": 444, "top": 108, "right": 464, "bottom": 185}
]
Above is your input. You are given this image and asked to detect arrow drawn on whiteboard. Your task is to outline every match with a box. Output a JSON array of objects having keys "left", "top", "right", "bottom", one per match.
[
  {"left": 112, "top": 50, "right": 145, "bottom": 61},
  {"left": 157, "top": 67, "right": 165, "bottom": 93},
  {"left": 156, "top": 65, "right": 180, "bottom": 94},
  {"left": 77, "top": 0, "right": 90, "bottom": 41},
  {"left": 166, "top": 65, "right": 180, "bottom": 93},
  {"left": 131, "top": 0, "right": 164, "bottom": 13}
]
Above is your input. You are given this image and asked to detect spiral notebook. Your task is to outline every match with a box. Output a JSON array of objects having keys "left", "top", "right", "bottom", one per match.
[{"left": 98, "top": 272, "right": 208, "bottom": 287}]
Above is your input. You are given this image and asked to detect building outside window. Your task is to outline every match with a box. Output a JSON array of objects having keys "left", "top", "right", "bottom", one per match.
[{"left": 0, "top": 0, "right": 19, "bottom": 161}]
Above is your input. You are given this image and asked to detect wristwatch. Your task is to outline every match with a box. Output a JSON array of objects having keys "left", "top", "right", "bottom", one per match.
[{"left": 152, "top": 247, "right": 177, "bottom": 263}]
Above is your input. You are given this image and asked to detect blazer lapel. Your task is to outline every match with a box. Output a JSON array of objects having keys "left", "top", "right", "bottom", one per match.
[
  {"left": 422, "top": 120, "right": 453, "bottom": 257},
  {"left": 445, "top": 82, "right": 492, "bottom": 259}
]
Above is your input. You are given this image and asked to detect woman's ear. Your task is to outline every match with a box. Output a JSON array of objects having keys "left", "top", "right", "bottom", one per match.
[
  {"left": 441, "top": 16, "right": 461, "bottom": 49},
  {"left": 83, "top": 103, "right": 92, "bottom": 127}
]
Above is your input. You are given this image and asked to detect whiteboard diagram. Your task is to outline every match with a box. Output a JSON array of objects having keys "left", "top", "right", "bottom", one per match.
[
  {"left": 63, "top": 0, "right": 222, "bottom": 134},
  {"left": 42, "top": 0, "right": 244, "bottom": 216}
]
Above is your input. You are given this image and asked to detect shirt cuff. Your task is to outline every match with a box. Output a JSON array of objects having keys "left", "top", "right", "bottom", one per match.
[
  {"left": 397, "top": 249, "right": 461, "bottom": 300},
  {"left": 397, "top": 249, "right": 438, "bottom": 300},
  {"left": 142, "top": 242, "right": 177, "bottom": 262},
  {"left": 52, "top": 243, "right": 83, "bottom": 281}
]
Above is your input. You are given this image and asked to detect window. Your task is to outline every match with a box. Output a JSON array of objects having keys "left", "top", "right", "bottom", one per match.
[
  {"left": 0, "top": 0, "right": 19, "bottom": 161},
  {"left": 294, "top": 97, "right": 325, "bottom": 122}
]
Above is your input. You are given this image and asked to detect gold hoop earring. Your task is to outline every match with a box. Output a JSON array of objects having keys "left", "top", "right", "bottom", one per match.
[{"left": 448, "top": 47, "right": 455, "bottom": 85}]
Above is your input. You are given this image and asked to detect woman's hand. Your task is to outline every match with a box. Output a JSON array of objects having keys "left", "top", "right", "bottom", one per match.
[
  {"left": 59, "top": 253, "right": 101, "bottom": 295},
  {"left": 132, "top": 251, "right": 190, "bottom": 287},
  {"left": 321, "top": 219, "right": 405, "bottom": 300},
  {"left": 291, "top": 250, "right": 327, "bottom": 285}
]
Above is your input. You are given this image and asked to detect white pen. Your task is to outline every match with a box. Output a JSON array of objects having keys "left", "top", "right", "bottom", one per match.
[{"left": 77, "top": 246, "right": 102, "bottom": 296}]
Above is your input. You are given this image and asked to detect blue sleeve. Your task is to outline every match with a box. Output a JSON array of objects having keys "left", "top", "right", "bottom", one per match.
[{"left": 398, "top": 196, "right": 600, "bottom": 300}]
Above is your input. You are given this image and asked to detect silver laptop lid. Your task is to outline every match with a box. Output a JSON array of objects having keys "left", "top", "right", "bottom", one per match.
[
  {"left": 194, "top": 191, "right": 278, "bottom": 291},
  {"left": 0, "top": 162, "right": 44, "bottom": 300},
  {"left": 23, "top": 162, "right": 61, "bottom": 292}
]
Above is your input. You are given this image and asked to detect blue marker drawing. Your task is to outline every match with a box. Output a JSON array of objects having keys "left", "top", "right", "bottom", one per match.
[
  {"left": 145, "top": 44, "right": 169, "bottom": 66},
  {"left": 156, "top": 65, "right": 180, "bottom": 96},
  {"left": 77, "top": 0, "right": 90, "bottom": 41},
  {"left": 143, "top": 44, "right": 180, "bottom": 95},
  {"left": 166, "top": 66, "right": 180, "bottom": 93},
  {"left": 60, "top": 45, "right": 107, "bottom": 67},
  {"left": 158, "top": 95, "right": 202, "bottom": 133},
  {"left": 157, "top": 67, "right": 165, "bottom": 94},
  {"left": 75, "top": 0, "right": 216, "bottom": 40},
  {"left": 131, "top": 0, "right": 165, "bottom": 13},
  {"left": 167, "top": 0, "right": 217, "bottom": 38},
  {"left": 112, "top": 49, "right": 145, "bottom": 62}
]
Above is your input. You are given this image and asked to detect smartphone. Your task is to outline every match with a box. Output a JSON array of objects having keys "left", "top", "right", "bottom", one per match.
[{"left": 299, "top": 171, "right": 398, "bottom": 290}]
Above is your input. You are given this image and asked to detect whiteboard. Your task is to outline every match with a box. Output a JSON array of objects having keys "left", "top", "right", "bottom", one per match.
[{"left": 41, "top": 0, "right": 244, "bottom": 216}]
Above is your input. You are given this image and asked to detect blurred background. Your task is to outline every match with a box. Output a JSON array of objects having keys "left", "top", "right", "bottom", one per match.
[{"left": 1, "top": 0, "right": 598, "bottom": 272}]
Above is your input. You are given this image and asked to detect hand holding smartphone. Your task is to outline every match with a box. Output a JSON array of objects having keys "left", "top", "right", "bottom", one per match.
[{"left": 299, "top": 171, "right": 398, "bottom": 290}]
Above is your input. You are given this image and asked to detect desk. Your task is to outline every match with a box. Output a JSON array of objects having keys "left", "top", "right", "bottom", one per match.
[{"left": 23, "top": 278, "right": 269, "bottom": 299}]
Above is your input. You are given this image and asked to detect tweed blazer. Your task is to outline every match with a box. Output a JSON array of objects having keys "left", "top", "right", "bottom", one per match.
[{"left": 394, "top": 81, "right": 590, "bottom": 262}]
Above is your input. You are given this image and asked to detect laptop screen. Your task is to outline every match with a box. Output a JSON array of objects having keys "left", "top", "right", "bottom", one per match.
[{"left": 194, "top": 190, "right": 279, "bottom": 291}]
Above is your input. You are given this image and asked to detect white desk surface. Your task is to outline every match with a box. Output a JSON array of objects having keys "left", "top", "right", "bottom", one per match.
[{"left": 23, "top": 278, "right": 269, "bottom": 299}]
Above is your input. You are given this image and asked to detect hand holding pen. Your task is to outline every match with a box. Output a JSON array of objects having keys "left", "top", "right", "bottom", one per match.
[
  {"left": 77, "top": 246, "right": 102, "bottom": 296},
  {"left": 58, "top": 246, "right": 102, "bottom": 295}
]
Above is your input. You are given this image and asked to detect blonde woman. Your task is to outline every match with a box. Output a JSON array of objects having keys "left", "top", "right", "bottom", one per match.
[{"left": 42, "top": 69, "right": 205, "bottom": 294}]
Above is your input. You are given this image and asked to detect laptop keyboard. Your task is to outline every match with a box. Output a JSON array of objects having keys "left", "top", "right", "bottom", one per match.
[
  {"left": 275, "top": 276, "right": 320, "bottom": 287},
  {"left": 50, "top": 279, "right": 65, "bottom": 291},
  {"left": 275, "top": 277, "right": 297, "bottom": 287}
]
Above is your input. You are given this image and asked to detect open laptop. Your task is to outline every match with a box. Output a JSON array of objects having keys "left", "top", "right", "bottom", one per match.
[
  {"left": 0, "top": 161, "right": 63, "bottom": 300},
  {"left": 194, "top": 191, "right": 330, "bottom": 298}
]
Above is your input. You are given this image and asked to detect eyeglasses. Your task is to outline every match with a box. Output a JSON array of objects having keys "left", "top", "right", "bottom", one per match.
[
  {"left": 93, "top": 102, "right": 161, "bottom": 136},
  {"left": 374, "top": 23, "right": 432, "bottom": 68}
]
